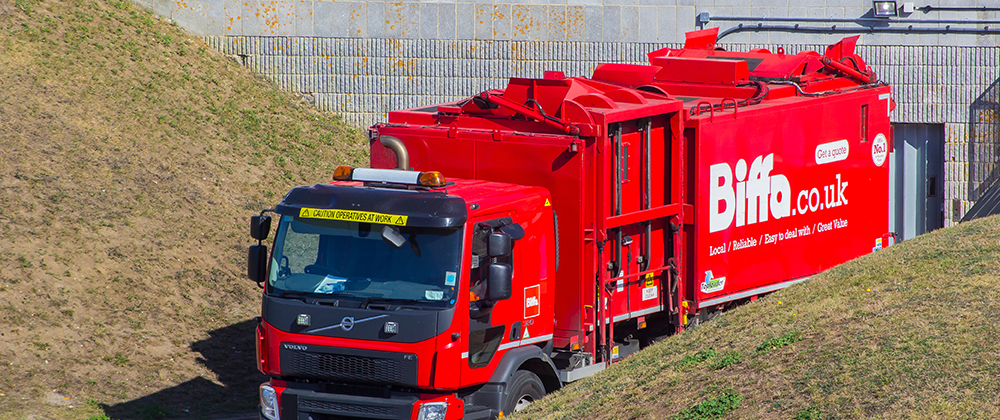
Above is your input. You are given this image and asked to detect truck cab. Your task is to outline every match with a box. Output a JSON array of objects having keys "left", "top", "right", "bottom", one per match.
[{"left": 249, "top": 165, "right": 558, "bottom": 420}]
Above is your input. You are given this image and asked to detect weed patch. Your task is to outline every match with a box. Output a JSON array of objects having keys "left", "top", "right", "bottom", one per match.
[
  {"left": 104, "top": 353, "right": 129, "bottom": 367},
  {"left": 678, "top": 349, "right": 716, "bottom": 367},
  {"left": 15, "top": 0, "right": 35, "bottom": 15},
  {"left": 794, "top": 406, "right": 822, "bottom": 420},
  {"left": 755, "top": 330, "right": 803, "bottom": 354},
  {"left": 673, "top": 388, "right": 744, "bottom": 420},
  {"left": 712, "top": 351, "right": 745, "bottom": 370}
]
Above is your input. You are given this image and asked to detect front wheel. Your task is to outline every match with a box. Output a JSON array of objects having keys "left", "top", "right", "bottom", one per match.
[{"left": 502, "top": 370, "right": 545, "bottom": 415}]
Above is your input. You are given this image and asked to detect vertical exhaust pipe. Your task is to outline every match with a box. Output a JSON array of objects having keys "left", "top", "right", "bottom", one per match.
[{"left": 379, "top": 135, "right": 409, "bottom": 170}]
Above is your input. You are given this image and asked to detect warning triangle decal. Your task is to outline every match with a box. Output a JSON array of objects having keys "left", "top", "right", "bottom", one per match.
[
  {"left": 543, "top": 199, "right": 551, "bottom": 207},
  {"left": 523, "top": 328, "right": 530, "bottom": 339}
]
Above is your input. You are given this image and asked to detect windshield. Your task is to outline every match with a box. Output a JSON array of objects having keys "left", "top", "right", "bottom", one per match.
[{"left": 269, "top": 215, "right": 462, "bottom": 307}]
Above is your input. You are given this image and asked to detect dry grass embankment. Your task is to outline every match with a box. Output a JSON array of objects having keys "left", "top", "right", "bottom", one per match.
[
  {"left": 0, "top": 0, "right": 366, "bottom": 417},
  {"left": 514, "top": 215, "right": 1000, "bottom": 420},
  {"left": 3, "top": 0, "right": 995, "bottom": 419}
]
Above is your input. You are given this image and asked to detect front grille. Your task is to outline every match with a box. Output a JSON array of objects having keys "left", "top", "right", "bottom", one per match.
[
  {"left": 280, "top": 343, "right": 418, "bottom": 387},
  {"left": 289, "top": 351, "right": 403, "bottom": 383},
  {"left": 299, "top": 398, "right": 394, "bottom": 416}
]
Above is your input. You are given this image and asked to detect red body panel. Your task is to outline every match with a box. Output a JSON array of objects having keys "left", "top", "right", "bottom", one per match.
[
  {"left": 374, "top": 103, "right": 685, "bottom": 356},
  {"left": 371, "top": 30, "right": 891, "bottom": 358},
  {"left": 688, "top": 87, "right": 891, "bottom": 308}
]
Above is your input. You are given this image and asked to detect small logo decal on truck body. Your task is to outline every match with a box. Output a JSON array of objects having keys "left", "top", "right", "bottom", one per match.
[{"left": 524, "top": 285, "right": 540, "bottom": 318}]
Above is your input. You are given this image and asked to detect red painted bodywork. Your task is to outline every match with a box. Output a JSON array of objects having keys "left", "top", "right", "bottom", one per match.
[
  {"left": 370, "top": 27, "right": 891, "bottom": 357},
  {"left": 262, "top": 28, "right": 893, "bottom": 417}
]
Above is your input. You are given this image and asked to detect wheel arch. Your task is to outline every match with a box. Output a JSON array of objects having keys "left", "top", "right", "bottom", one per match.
[
  {"left": 518, "top": 357, "right": 561, "bottom": 394},
  {"left": 489, "top": 344, "right": 561, "bottom": 394}
]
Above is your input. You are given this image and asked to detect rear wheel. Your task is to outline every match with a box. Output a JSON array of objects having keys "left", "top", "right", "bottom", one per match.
[{"left": 502, "top": 370, "right": 545, "bottom": 415}]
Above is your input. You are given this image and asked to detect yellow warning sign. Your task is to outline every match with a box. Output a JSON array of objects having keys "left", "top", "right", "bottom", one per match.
[
  {"left": 298, "top": 208, "right": 408, "bottom": 226},
  {"left": 644, "top": 272, "right": 655, "bottom": 288},
  {"left": 544, "top": 198, "right": 551, "bottom": 207}
]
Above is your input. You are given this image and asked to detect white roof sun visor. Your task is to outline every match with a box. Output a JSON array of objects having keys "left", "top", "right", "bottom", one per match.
[{"left": 352, "top": 168, "right": 421, "bottom": 185}]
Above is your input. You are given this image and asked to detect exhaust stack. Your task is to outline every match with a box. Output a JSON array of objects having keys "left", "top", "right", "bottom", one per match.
[{"left": 379, "top": 135, "right": 409, "bottom": 170}]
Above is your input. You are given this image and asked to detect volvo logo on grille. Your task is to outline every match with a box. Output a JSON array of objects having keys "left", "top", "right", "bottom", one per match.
[
  {"left": 306, "top": 314, "right": 389, "bottom": 334},
  {"left": 283, "top": 343, "right": 307, "bottom": 351},
  {"left": 341, "top": 316, "right": 355, "bottom": 331}
]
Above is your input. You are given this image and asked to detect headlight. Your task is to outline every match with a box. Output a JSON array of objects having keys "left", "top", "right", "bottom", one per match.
[
  {"left": 260, "top": 384, "right": 280, "bottom": 420},
  {"left": 416, "top": 401, "right": 448, "bottom": 420}
]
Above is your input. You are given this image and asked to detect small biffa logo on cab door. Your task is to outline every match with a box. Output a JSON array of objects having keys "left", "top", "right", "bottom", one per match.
[
  {"left": 524, "top": 285, "right": 540, "bottom": 318},
  {"left": 701, "top": 271, "right": 726, "bottom": 294}
]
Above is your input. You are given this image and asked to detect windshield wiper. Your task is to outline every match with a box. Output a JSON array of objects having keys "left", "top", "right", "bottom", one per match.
[
  {"left": 274, "top": 290, "right": 311, "bottom": 300},
  {"left": 274, "top": 290, "right": 352, "bottom": 303},
  {"left": 361, "top": 297, "right": 437, "bottom": 309}
]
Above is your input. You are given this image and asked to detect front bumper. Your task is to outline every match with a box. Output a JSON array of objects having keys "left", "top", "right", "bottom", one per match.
[
  {"left": 283, "top": 386, "right": 416, "bottom": 420},
  {"left": 266, "top": 382, "right": 465, "bottom": 420}
]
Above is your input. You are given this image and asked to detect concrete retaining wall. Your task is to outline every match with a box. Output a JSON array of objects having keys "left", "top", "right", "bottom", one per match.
[{"left": 135, "top": 0, "right": 1000, "bottom": 226}]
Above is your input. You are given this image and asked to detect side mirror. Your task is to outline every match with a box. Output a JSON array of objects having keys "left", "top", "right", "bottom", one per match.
[
  {"left": 248, "top": 245, "right": 269, "bottom": 283},
  {"left": 487, "top": 263, "right": 512, "bottom": 301},
  {"left": 488, "top": 232, "right": 512, "bottom": 257},
  {"left": 251, "top": 215, "right": 272, "bottom": 241}
]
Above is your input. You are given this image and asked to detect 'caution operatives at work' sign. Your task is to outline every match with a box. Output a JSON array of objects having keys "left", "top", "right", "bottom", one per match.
[{"left": 298, "top": 208, "right": 408, "bottom": 226}]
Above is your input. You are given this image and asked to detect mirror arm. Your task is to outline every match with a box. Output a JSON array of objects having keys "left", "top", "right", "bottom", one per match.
[
  {"left": 258, "top": 208, "right": 276, "bottom": 245},
  {"left": 252, "top": 209, "right": 275, "bottom": 289}
]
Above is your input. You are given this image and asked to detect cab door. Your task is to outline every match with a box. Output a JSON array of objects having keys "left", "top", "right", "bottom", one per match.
[
  {"left": 466, "top": 216, "right": 511, "bottom": 366},
  {"left": 463, "top": 214, "right": 523, "bottom": 382}
]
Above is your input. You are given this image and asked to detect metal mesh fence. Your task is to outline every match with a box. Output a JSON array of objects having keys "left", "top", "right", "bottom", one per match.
[{"left": 969, "top": 77, "right": 1000, "bottom": 202}]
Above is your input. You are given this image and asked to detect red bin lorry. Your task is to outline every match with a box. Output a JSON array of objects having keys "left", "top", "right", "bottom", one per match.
[{"left": 247, "top": 28, "right": 894, "bottom": 420}]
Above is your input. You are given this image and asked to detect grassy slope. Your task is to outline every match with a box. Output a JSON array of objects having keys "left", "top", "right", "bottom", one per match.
[
  {"left": 2, "top": 1, "right": 996, "bottom": 420},
  {"left": 515, "top": 215, "right": 1000, "bottom": 420},
  {"left": 0, "top": 0, "right": 366, "bottom": 417}
]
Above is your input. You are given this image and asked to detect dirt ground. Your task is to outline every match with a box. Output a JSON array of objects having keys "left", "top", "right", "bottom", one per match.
[{"left": 0, "top": 0, "right": 367, "bottom": 417}]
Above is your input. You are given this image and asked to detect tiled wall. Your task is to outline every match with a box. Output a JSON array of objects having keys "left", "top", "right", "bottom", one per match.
[
  {"left": 133, "top": 0, "right": 1000, "bottom": 225},
  {"left": 204, "top": 36, "right": 672, "bottom": 126},
  {"left": 203, "top": 37, "right": 1000, "bottom": 127},
  {"left": 146, "top": 0, "right": 1000, "bottom": 48}
]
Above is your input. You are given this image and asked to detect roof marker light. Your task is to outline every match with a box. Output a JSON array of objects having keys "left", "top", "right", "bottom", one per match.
[
  {"left": 353, "top": 168, "right": 422, "bottom": 184},
  {"left": 333, "top": 165, "right": 354, "bottom": 181},
  {"left": 418, "top": 171, "right": 447, "bottom": 188},
  {"left": 337, "top": 167, "right": 446, "bottom": 187}
]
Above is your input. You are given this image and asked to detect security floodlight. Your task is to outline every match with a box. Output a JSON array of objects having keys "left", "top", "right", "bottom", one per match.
[{"left": 873, "top": 1, "right": 898, "bottom": 17}]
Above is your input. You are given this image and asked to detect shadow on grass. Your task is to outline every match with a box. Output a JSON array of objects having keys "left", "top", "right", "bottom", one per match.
[{"left": 103, "top": 318, "right": 267, "bottom": 420}]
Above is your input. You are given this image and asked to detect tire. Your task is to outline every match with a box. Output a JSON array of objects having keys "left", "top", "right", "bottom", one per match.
[{"left": 502, "top": 370, "right": 545, "bottom": 415}]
